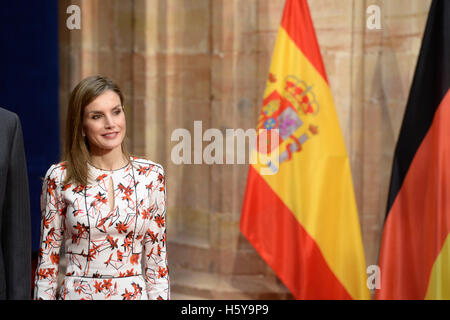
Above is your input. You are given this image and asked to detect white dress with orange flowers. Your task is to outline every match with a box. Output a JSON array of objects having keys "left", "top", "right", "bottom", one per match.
[{"left": 33, "top": 157, "right": 169, "bottom": 300}]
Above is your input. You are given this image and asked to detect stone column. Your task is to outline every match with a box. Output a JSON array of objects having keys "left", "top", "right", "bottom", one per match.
[
  {"left": 355, "top": 0, "right": 431, "bottom": 272},
  {"left": 59, "top": 0, "right": 135, "bottom": 151}
]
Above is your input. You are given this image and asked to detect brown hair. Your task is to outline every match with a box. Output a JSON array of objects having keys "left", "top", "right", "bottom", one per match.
[{"left": 63, "top": 75, "right": 130, "bottom": 186}]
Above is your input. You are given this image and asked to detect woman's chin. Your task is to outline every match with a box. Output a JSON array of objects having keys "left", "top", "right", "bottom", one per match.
[{"left": 90, "top": 142, "right": 123, "bottom": 154}]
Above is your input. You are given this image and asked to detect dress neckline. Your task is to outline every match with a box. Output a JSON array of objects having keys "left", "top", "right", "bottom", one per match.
[{"left": 87, "top": 157, "right": 132, "bottom": 173}]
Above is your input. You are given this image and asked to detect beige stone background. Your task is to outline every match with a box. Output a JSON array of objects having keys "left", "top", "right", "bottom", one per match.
[{"left": 58, "top": 0, "right": 432, "bottom": 299}]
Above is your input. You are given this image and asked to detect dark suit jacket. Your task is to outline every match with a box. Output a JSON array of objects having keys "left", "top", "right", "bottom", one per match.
[{"left": 0, "top": 107, "right": 31, "bottom": 299}]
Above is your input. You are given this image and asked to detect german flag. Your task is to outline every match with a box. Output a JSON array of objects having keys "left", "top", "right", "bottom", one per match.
[
  {"left": 376, "top": 0, "right": 450, "bottom": 300},
  {"left": 240, "top": 0, "right": 369, "bottom": 299}
]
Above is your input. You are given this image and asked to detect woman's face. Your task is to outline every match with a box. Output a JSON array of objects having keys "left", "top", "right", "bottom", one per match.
[{"left": 82, "top": 90, "right": 126, "bottom": 154}]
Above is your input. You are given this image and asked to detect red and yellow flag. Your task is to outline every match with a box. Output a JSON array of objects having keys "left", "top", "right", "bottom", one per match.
[{"left": 240, "top": 0, "right": 369, "bottom": 299}]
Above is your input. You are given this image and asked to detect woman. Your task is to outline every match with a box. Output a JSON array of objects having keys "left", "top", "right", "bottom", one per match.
[{"left": 33, "top": 75, "right": 169, "bottom": 300}]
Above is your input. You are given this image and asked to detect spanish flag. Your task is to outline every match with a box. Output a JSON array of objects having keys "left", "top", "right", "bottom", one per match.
[
  {"left": 240, "top": 0, "right": 369, "bottom": 299},
  {"left": 376, "top": 0, "right": 450, "bottom": 300}
]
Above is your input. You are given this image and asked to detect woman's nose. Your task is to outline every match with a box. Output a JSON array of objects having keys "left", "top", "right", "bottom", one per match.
[{"left": 104, "top": 115, "right": 114, "bottom": 128}]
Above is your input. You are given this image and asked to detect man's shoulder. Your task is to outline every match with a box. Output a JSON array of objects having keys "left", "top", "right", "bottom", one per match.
[
  {"left": 0, "top": 107, "right": 20, "bottom": 133},
  {"left": 0, "top": 107, "right": 19, "bottom": 121}
]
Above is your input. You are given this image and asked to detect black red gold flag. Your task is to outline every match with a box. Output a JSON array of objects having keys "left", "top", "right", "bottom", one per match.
[{"left": 377, "top": 0, "right": 450, "bottom": 299}]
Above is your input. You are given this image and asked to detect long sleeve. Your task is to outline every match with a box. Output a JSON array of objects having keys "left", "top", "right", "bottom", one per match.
[
  {"left": 33, "top": 165, "right": 65, "bottom": 300},
  {"left": 2, "top": 114, "right": 31, "bottom": 299},
  {"left": 143, "top": 166, "right": 169, "bottom": 300}
]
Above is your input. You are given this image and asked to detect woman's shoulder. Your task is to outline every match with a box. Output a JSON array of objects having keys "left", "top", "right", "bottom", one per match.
[
  {"left": 43, "top": 161, "right": 67, "bottom": 181},
  {"left": 130, "top": 155, "right": 164, "bottom": 174}
]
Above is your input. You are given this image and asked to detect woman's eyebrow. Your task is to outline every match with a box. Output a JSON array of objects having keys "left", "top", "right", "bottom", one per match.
[{"left": 87, "top": 104, "right": 122, "bottom": 114}]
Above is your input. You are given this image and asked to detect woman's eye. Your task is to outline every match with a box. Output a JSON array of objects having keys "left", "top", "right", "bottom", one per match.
[
  {"left": 92, "top": 114, "right": 101, "bottom": 120},
  {"left": 114, "top": 109, "right": 122, "bottom": 115}
]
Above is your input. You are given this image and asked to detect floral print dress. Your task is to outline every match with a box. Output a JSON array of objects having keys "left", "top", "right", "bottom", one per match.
[{"left": 33, "top": 157, "right": 169, "bottom": 300}]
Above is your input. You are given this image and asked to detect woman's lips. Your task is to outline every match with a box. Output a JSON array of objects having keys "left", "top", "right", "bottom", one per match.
[{"left": 102, "top": 132, "right": 119, "bottom": 139}]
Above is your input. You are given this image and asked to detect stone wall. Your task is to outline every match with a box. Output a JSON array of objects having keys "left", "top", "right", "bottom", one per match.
[{"left": 58, "top": 0, "right": 432, "bottom": 299}]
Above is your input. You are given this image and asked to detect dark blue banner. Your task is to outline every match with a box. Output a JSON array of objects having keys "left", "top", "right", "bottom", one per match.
[{"left": 0, "top": 1, "right": 60, "bottom": 251}]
